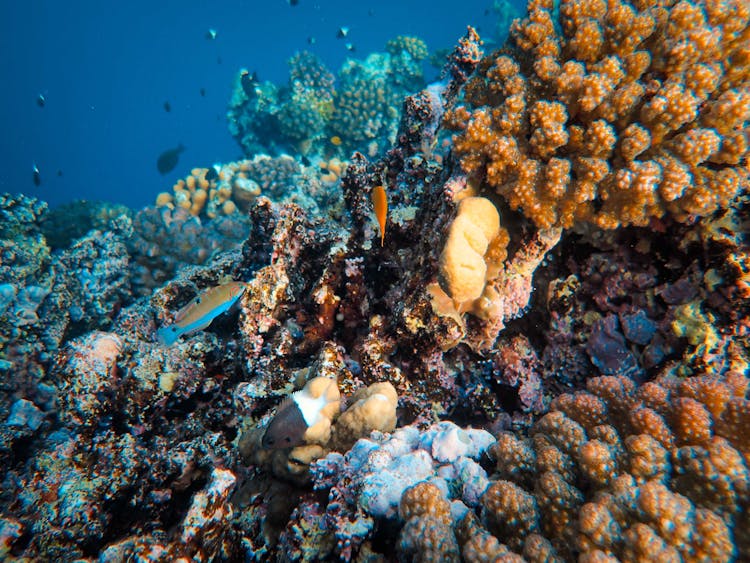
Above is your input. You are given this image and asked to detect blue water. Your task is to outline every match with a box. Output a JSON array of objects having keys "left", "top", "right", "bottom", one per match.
[{"left": 1, "top": 0, "right": 504, "bottom": 210}]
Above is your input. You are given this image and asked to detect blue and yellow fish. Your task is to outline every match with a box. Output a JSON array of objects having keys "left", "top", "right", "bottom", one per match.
[{"left": 157, "top": 281, "right": 247, "bottom": 345}]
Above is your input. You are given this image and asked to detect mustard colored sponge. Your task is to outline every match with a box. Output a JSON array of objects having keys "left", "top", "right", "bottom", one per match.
[{"left": 438, "top": 197, "right": 502, "bottom": 304}]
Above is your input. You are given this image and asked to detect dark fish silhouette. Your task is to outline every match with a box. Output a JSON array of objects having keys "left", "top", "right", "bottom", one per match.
[
  {"left": 346, "top": 43, "right": 356, "bottom": 52},
  {"left": 37, "top": 94, "right": 45, "bottom": 108},
  {"left": 156, "top": 144, "right": 185, "bottom": 175},
  {"left": 205, "top": 167, "right": 218, "bottom": 182},
  {"left": 240, "top": 70, "right": 258, "bottom": 98},
  {"left": 336, "top": 27, "right": 349, "bottom": 39},
  {"left": 205, "top": 29, "right": 217, "bottom": 40},
  {"left": 288, "top": 0, "right": 299, "bottom": 5},
  {"left": 163, "top": 101, "right": 171, "bottom": 112},
  {"left": 33, "top": 164, "right": 41, "bottom": 186},
  {"left": 200, "top": 87, "right": 206, "bottom": 97},
  {"left": 307, "top": 36, "right": 316, "bottom": 45},
  {"left": 57, "top": 169, "right": 63, "bottom": 177}
]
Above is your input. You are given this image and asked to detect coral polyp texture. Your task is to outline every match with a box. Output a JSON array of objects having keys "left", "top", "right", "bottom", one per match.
[
  {"left": 476, "top": 371, "right": 750, "bottom": 561},
  {"left": 446, "top": 0, "right": 750, "bottom": 229}
]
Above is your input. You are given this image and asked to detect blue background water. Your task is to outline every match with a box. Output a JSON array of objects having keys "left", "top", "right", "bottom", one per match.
[{"left": 1, "top": 0, "right": 511, "bottom": 210}]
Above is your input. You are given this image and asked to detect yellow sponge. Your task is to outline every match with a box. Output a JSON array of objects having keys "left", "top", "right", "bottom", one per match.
[{"left": 438, "top": 197, "right": 500, "bottom": 303}]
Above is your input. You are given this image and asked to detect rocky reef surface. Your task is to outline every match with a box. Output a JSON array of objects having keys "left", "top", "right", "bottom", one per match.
[{"left": 0, "top": 0, "right": 749, "bottom": 560}]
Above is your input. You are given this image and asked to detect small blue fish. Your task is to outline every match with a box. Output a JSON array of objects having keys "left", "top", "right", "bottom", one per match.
[{"left": 157, "top": 281, "right": 246, "bottom": 345}]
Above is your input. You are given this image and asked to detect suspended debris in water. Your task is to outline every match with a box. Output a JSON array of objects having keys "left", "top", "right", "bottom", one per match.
[{"left": 156, "top": 144, "right": 185, "bottom": 175}]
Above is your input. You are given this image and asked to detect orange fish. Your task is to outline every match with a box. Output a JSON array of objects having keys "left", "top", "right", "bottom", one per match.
[
  {"left": 371, "top": 185, "right": 388, "bottom": 246},
  {"left": 157, "top": 281, "right": 247, "bottom": 345},
  {"left": 330, "top": 135, "right": 342, "bottom": 146}
]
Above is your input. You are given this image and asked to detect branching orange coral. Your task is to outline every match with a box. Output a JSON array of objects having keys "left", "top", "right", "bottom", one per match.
[
  {"left": 446, "top": 0, "right": 750, "bottom": 229},
  {"left": 479, "top": 370, "right": 749, "bottom": 560}
]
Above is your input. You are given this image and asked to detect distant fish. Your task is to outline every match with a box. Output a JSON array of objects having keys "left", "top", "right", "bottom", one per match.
[
  {"left": 157, "top": 281, "right": 247, "bottom": 346},
  {"left": 33, "top": 164, "right": 41, "bottom": 187},
  {"left": 217, "top": 56, "right": 223, "bottom": 64},
  {"left": 57, "top": 169, "right": 63, "bottom": 177},
  {"left": 205, "top": 166, "right": 218, "bottom": 182},
  {"left": 372, "top": 185, "right": 387, "bottom": 246},
  {"left": 288, "top": 0, "right": 299, "bottom": 5},
  {"left": 330, "top": 135, "right": 342, "bottom": 146},
  {"left": 262, "top": 377, "right": 340, "bottom": 449},
  {"left": 200, "top": 87, "right": 206, "bottom": 97},
  {"left": 307, "top": 36, "right": 316, "bottom": 45},
  {"left": 345, "top": 42, "right": 356, "bottom": 52},
  {"left": 205, "top": 28, "right": 217, "bottom": 40},
  {"left": 240, "top": 70, "right": 258, "bottom": 98},
  {"left": 156, "top": 144, "right": 185, "bottom": 175},
  {"left": 37, "top": 94, "right": 45, "bottom": 108},
  {"left": 163, "top": 100, "right": 171, "bottom": 112},
  {"left": 336, "top": 26, "right": 349, "bottom": 39}
]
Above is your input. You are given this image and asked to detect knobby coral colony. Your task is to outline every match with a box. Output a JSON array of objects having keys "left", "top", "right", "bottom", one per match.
[{"left": 0, "top": 0, "right": 749, "bottom": 560}]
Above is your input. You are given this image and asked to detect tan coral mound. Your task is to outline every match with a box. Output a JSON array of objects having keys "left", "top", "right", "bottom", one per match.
[
  {"left": 438, "top": 196, "right": 507, "bottom": 304},
  {"left": 474, "top": 371, "right": 750, "bottom": 560}
]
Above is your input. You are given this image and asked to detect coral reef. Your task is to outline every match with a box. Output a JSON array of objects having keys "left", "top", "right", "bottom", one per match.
[
  {"left": 446, "top": 0, "right": 749, "bottom": 229},
  {"left": 228, "top": 37, "right": 430, "bottom": 161},
  {"left": 238, "top": 360, "right": 398, "bottom": 486},
  {"left": 128, "top": 199, "right": 250, "bottom": 294},
  {"left": 473, "top": 371, "right": 750, "bottom": 560},
  {"left": 1, "top": 2, "right": 748, "bottom": 559},
  {"left": 40, "top": 199, "right": 132, "bottom": 249},
  {"left": 309, "top": 421, "right": 494, "bottom": 558}
]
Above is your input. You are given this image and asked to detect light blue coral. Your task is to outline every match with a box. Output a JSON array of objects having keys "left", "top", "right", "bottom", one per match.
[{"left": 313, "top": 421, "right": 496, "bottom": 523}]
